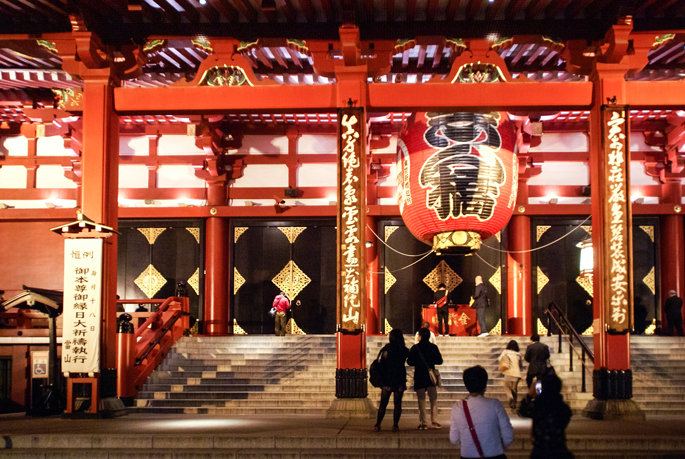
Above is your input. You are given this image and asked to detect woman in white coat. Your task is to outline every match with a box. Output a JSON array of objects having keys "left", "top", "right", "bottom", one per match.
[{"left": 498, "top": 339, "right": 523, "bottom": 410}]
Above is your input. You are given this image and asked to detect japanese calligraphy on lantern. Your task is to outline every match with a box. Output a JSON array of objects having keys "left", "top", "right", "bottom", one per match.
[
  {"left": 337, "top": 107, "right": 366, "bottom": 331},
  {"left": 602, "top": 107, "right": 633, "bottom": 334},
  {"left": 61, "top": 238, "right": 103, "bottom": 374}
]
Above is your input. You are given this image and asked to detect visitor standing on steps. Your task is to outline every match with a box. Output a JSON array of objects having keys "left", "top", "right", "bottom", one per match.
[
  {"left": 434, "top": 283, "right": 450, "bottom": 337},
  {"left": 498, "top": 339, "right": 523, "bottom": 410},
  {"left": 414, "top": 321, "right": 437, "bottom": 344},
  {"left": 373, "top": 329, "right": 409, "bottom": 432},
  {"left": 272, "top": 291, "right": 290, "bottom": 336},
  {"left": 408, "top": 327, "right": 443, "bottom": 430},
  {"left": 472, "top": 276, "right": 489, "bottom": 337},
  {"left": 524, "top": 334, "right": 550, "bottom": 388},
  {"left": 664, "top": 289, "right": 684, "bottom": 336}
]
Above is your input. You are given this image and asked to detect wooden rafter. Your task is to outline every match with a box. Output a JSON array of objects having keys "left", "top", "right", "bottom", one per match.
[
  {"left": 297, "top": 0, "right": 315, "bottom": 23},
  {"left": 465, "top": 0, "right": 481, "bottom": 21},
  {"left": 486, "top": 0, "right": 506, "bottom": 20},
  {"left": 206, "top": 0, "right": 238, "bottom": 22},
  {"left": 526, "top": 0, "right": 553, "bottom": 19},
  {"left": 226, "top": 0, "right": 257, "bottom": 22},
  {"left": 506, "top": 0, "right": 528, "bottom": 18}
]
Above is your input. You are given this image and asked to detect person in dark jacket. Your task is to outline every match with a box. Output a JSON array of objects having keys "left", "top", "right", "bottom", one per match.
[
  {"left": 373, "top": 328, "right": 409, "bottom": 432},
  {"left": 519, "top": 372, "right": 574, "bottom": 459},
  {"left": 434, "top": 283, "right": 450, "bottom": 337},
  {"left": 524, "top": 334, "right": 550, "bottom": 388},
  {"left": 408, "top": 327, "right": 444, "bottom": 430},
  {"left": 664, "top": 289, "right": 684, "bottom": 336},
  {"left": 472, "top": 275, "right": 488, "bottom": 336}
]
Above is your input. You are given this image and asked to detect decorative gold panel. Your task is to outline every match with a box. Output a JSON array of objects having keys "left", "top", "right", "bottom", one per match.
[
  {"left": 384, "top": 318, "right": 393, "bottom": 335},
  {"left": 537, "top": 318, "right": 548, "bottom": 336},
  {"left": 536, "top": 226, "right": 551, "bottom": 242},
  {"left": 537, "top": 266, "right": 549, "bottom": 294},
  {"left": 233, "top": 319, "right": 247, "bottom": 335},
  {"left": 286, "top": 318, "right": 306, "bottom": 335},
  {"left": 188, "top": 321, "right": 199, "bottom": 336},
  {"left": 643, "top": 266, "right": 655, "bottom": 295},
  {"left": 640, "top": 226, "right": 654, "bottom": 242},
  {"left": 187, "top": 268, "right": 200, "bottom": 295},
  {"left": 138, "top": 228, "right": 166, "bottom": 245},
  {"left": 423, "top": 260, "right": 463, "bottom": 292},
  {"left": 234, "top": 227, "right": 248, "bottom": 243},
  {"left": 489, "top": 267, "right": 502, "bottom": 295},
  {"left": 278, "top": 227, "right": 306, "bottom": 244},
  {"left": 576, "top": 275, "right": 593, "bottom": 297},
  {"left": 645, "top": 319, "right": 656, "bottom": 335},
  {"left": 385, "top": 266, "right": 396, "bottom": 294},
  {"left": 581, "top": 225, "right": 592, "bottom": 237},
  {"left": 582, "top": 325, "right": 593, "bottom": 336},
  {"left": 234, "top": 268, "right": 245, "bottom": 294},
  {"left": 186, "top": 227, "right": 200, "bottom": 244},
  {"left": 134, "top": 264, "right": 167, "bottom": 299},
  {"left": 385, "top": 226, "right": 399, "bottom": 241},
  {"left": 495, "top": 231, "right": 501, "bottom": 243},
  {"left": 272, "top": 261, "right": 311, "bottom": 301},
  {"left": 488, "top": 319, "right": 502, "bottom": 335}
]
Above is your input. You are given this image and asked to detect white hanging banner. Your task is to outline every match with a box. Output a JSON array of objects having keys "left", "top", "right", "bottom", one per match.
[{"left": 61, "top": 238, "right": 103, "bottom": 374}]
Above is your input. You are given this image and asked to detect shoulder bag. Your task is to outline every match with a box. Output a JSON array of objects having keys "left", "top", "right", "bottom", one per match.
[
  {"left": 369, "top": 348, "right": 385, "bottom": 388},
  {"left": 416, "top": 346, "right": 442, "bottom": 387}
]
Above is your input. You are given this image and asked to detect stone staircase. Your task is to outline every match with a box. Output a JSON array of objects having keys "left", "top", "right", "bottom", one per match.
[{"left": 134, "top": 334, "right": 685, "bottom": 417}]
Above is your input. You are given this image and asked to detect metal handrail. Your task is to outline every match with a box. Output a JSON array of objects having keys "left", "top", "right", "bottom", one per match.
[{"left": 546, "top": 301, "right": 594, "bottom": 393}]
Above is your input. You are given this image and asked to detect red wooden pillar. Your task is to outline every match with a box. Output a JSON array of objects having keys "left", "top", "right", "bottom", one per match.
[
  {"left": 81, "top": 81, "right": 120, "bottom": 371},
  {"left": 366, "top": 216, "right": 381, "bottom": 335},
  {"left": 659, "top": 180, "right": 685, "bottom": 333},
  {"left": 506, "top": 214, "right": 531, "bottom": 336},
  {"left": 203, "top": 178, "right": 229, "bottom": 335}
]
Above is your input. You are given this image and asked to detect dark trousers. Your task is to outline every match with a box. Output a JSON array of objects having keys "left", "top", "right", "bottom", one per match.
[
  {"left": 477, "top": 308, "right": 487, "bottom": 334},
  {"left": 665, "top": 315, "right": 684, "bottom": 336},
  {"left": 275, "top": 312, "right": 287, "bottom": 336},
  {"left": 375, "top": 386, "right": 404, "bottom": 428},
  {"left": 437, "top": 308, "right": 449, "bottom": 336}
]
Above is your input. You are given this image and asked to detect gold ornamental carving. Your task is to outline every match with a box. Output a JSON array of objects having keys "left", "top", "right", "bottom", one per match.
[
  {"left": 134, "top": 264, "right": 167, "bottom": 299},
  {"left": 640, "top": 226, "right": 654, "bottom": 242},
  {"left": 642, "top": 266, "right": 655, "bottom": 295},
  {"left": 234, "top": 267, "right": 245, "bottom": 294},
  {"left": 536, "top": 226, "right": 551, "bottom": 242},
  {"left": 581, "top": 325, "right": 593, "bottom": 336},
  {"left": 537, "top": 318, "right": 548, "bottom": 336},
  {"left": 576, "top": 275, "right": 593, "bottom": 297},
  {"left": 278, "top": 227, "right": 306, "bottom": 244},
  {"left": 495, "top": 231, "right": 501, "bottom": 243},
  {"left": 385, "top": 266, "right": 396, "bottom": 294},
  {"left": 235, "top": 227, "right": 248, "bottom": 243},
  {"left": 645, "top": 319, "right": 656, "bottom": 335},
  {"left": 272, "top": 261, "right": 310, "bottom": 301},
  {"left": 286, "top": 318, "right": 306, "bottom": 335},
  {"left": 187, "top": 268, "right": 200, "bottom": 295},
  {"left": 186, "top": 227, "right": 200, "bottom": 244},
  {"left": 233, "top": 319, "right": 247, "bottom": 335},
  {"left": 537, "top": 266, "right": 549, "bottom": 294},
  {"left": 138, "top": 227, "right": 166, "bottom": 245},
  {"left": 385, "top": 226, "right": 399, "bottom": 241},
  {"left": 581, "top": 225, "right": 592, "bottom": 237},
  {"left": 384, "top": 318, "right": 393, "bottom": 335},
  {"left": 489, "top": 319, "right": 502, "bottom": 335},
  {"left": 489, "top": 267, "right": 502, "bottom": 295},
  {"left": 423, "top": 260, "right": 462, "bottom": 292}
]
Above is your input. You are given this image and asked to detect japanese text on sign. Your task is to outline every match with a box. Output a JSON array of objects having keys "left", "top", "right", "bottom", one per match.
[{"left": 61, "top": 238, "right": 103, "bottom": 374}]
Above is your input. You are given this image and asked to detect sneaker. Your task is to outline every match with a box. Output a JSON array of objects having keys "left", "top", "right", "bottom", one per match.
[
  {"left": 418, "top": 424, "right": 428, "bottom": 430},
  {"left": 432, "top": 422, "right": 442, "bottom": 429},
  {"left": 478, "top": 333, "right": 489, "bottom": 337}
]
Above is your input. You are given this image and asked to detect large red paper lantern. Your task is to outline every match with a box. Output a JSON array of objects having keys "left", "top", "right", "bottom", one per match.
[{"left": 396, "top": 112, "right": 518, "bottom": 253}]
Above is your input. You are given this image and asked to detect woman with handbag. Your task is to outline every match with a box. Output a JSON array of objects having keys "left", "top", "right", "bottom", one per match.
[
  {"left": 373, "top": 328, "right": 409, "bottom": 432},
  {"left": 407, "top": 327, "right": 443, "bottom": 430},
  {"left": 498, "top": 340, "right": 523, "bottom": 410},
  {"left": 449, "top": 365, "right": 514, "bottom": 459}
]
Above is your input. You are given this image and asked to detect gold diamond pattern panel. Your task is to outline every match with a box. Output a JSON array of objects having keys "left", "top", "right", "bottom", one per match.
[
  {"left": 188, "top": 321, "right": 199, "bottom": 336},
  {"left": 537, "top": 266, "right": 549, "bottom": 294},
  {"left": 234, "top": 227, "right": 248, "bottom": 243},
  {"left": 488, "top": 319, "right": 502, "bottom": 335},
  {"left": 234, "top": 268, "right": 246, "bottom": 294},
  {"left": 640, "top": 226, "right": 655, "bottom": 242},
  {"left": 489, "top": 267, "right": 502, "bottom": 295},
  {"left": 186, "top": 227, "right": 200, "bottom": 244},
  {"left": 581, "top": 225, "right": 592, "bottom": 237},
  {"left": 286, "top": 318, "right": 306, "bottom": 335},
  {"left": 536, "top": 226, "right": 551, "bottom": 242},
  {"left": 233, "top": 319, "right": 247, "bottom": 335},
  {"left": 385, "top": 266, "right": 396, "bottom": 294},
  {"left": 384, "top": 318, "right": 393, "bottom": 335},
  {"left": 278, "top": 227, "right": 306, "bottom": 244},
  {"left": 423, "top": 260, "right": 462, "bottom": 292},
  {"left": 576, "top": 275, "right": 593, "bottom": 297},
  {"left": 537, "top": 318, "right": 548, "bottom": 336},
  {"left": 138, "top": 227, "right": 166, "bottom": 245},
  {"left": 272, "top": 261, "right": 311, "bottom": 301},
  {"left": 385, "top": 226, "right": 399, "bottom": 241},
  {"left": 187, "top": 268, "right": 200, "bottom": 295},
  {"left": 134, "top": 264, "right": 167, "bottom": 299},
  {"left": 495, "top": 231, "right": 501, "bottom": 243},
  {"left": 643, "top": 266, "right": 656, "bottom": 295},
  {"left": 582, "top": 325, "right": 593, "bottom": 335},
  {"left": 645, "top": 319, "right": 656, "bottom": 335}
]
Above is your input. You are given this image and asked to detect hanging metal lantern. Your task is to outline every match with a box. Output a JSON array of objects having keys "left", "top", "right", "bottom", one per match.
[
  {"left": 396, "top": 112, "right": 518, "bottom": 254},
  {"left": 577, "top": 236, "right": 594, "bottom": 279}
]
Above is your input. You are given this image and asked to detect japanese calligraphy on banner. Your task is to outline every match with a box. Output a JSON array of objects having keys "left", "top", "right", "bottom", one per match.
[
  {"left": 62, "top": 238, "right": 103, "bottom": 374},
  {"left": 601, "top": 106, "right": 633, "bottom": 334},
  {"left": 337, "top": 107, "right": 366, "bottom": 332}
]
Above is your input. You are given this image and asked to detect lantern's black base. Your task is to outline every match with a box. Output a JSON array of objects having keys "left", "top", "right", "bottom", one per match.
[
  {"left": 592, "top": 369, "right": 632, "bottom": 399},
  {"left": 582, "top": 398, "right": 645, "bottom": 421},
  {"left": 335, "top": 368, "right": 368, "bottom": 398}
]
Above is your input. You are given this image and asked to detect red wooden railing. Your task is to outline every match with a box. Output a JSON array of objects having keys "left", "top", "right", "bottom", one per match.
[{"left": 116, "top": 297, "right": 189, "bottom": 398}]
